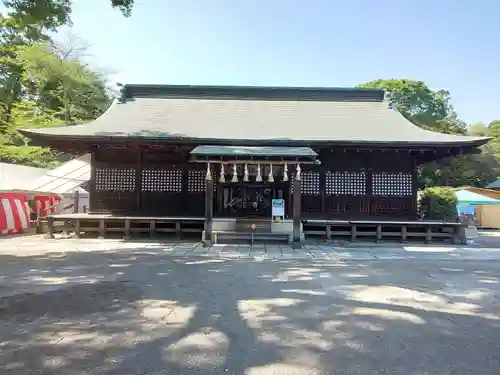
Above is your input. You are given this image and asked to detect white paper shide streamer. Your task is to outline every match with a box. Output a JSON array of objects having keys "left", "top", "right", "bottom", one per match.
[
  {"left": 206, "top": 162, "right": 212, "bottom": 181},
  {"left": 268, "top": 163, "right": 274, "bottom": 183},
  {"left": 243, "top": 164, "right": 249, "bottom": 182},
  {"left": 256, "top": 163, "right": 262, "bottom": 182},
  {"left": 232, "top": 164, "right": 238, "bottom": 183},
  {"left": 219, "top": 163, "right": 225, "bottom": 183}
]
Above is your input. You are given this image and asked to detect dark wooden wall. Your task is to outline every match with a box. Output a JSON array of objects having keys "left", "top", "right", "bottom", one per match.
[
  {"left": 90, "top": 147, "right": 418, "bottom": 219},
  {"left": 91, "top": 147, "right": 209, "bottom": 217},
  {"left": 297, "top": 149, "right": 417, "bottom": 219}
]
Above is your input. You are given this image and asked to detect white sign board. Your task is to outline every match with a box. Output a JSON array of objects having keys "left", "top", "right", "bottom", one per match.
[{"left": 271, "top": 199, "right": 285, "bottom": 217}]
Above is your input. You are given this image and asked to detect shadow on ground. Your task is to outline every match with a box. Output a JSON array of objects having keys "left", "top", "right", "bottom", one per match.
[{"left": 0, "top": 244, "right": 499, "bottom": 374}]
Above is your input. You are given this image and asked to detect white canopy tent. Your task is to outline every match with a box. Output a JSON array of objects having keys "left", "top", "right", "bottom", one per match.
[
  {"left": 26, "top": 154, "right": 90, "bottom": 195},
  {"left": 25, "top": 154, "right": 91, "bottom": 213},
  {"left": 0, "top": 163, "right": 48, "bottom": 191}
]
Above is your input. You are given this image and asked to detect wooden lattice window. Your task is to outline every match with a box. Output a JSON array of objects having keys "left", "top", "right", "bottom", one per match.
[
  {"left": 188, "top": 170, "right": 206, "bottom": 192},
  {"left": 372, "top": 172, "right": 412, "bottom": 196},
  {"left": 301, "top": 171, "right": 320, "bottom": 195},
  {"left": 95, "top": 168, "right": 135, "bottom": 192},
  {"left": 142, "top": 168, "right": 182, "bottom": 192},
  {"left": 325, "top": 171, "right": 366, "bottom": 196}
]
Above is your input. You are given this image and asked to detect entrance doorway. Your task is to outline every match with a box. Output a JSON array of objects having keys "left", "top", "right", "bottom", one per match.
[{"left": 217, "top": 182, "right": 289, "bottom": 218}]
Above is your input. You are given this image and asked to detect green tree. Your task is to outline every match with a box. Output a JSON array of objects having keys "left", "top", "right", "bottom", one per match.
[
  {"left": 3, "top": 0, "right": 134, "bottom": 29},
  {"left": 0, "top": 144, "right": 63, "bottom": 167},
  {"left": 358, "top": 79, "right": 467, "bottom": 134},
  {"left": 17, "top": 41, "right": 111, "bottom": 125},
  {"left": 468, "top": 122, "right": 489, "bottom": 136},
  {"left": 420, "top": 152, "right": 499, "bottom": 188},
  {"left": 359, "top": 79, "right": 497, "bottom": 187},
  {"left": 0, "top": 0, "right": 115, "bottom": 169},
  {"left": 0, "top": 14, "right": 46, "bottom": 127},
  {"left": 0, "top": 39, "right": 111, "bottom": 167}
]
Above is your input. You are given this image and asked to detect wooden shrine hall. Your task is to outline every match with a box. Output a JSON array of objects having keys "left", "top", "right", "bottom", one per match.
[{"left": 19, "top": 84, "right": 489, "bottom": 245}]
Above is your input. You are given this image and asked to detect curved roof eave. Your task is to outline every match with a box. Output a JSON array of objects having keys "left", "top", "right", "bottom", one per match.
[{"left": 16, "top": 128, "right": 491, "bottom": 149}]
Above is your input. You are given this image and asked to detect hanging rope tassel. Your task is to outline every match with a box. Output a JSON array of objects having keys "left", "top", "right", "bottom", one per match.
[
  {"left": 219, "top": 163, "right": 225, "bottom": 183},
  {"left": 243, "top": 163, "right": 249, "bottom": 182},
  {"left": 268, "top": 163, "right": 274, "bottom": 183},
  {"left": 283, "top": 162, "right": 289, "bottom": 182},
  {"left": 205, "top": 162, "right": 212, "bottom": 181},
  {"left": 231, "top": 164, "right": 238, "bottom": 183},
  {"left": 256, "top": 163, "right": 262, "bottom": 182}
]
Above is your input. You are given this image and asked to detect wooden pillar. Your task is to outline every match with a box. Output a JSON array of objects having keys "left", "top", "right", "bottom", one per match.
[
  {"left": 45, "top": 216, "right": 54, "bottom": 239},
  {"left": 376, "top": 224, "right": 382, "bottom": 243},
  {"left": 203, "top": 163, "right": 214, "bottom": 246},
  {"left": 98, "top": 219, "right": 105, "bottom": 239},
  {"left": 89, "top": 150, "right": 97, "bottom": 213},
  {"left": 73, "top": 219, "right": 81, "bottom": 238},
  {"left": 134, "top": 150, "right": 143, "bottom": 213},
  {"left": 124, "top": 219, "right": 131, "bottom": 240},
  {"left": 366, "top": 168, "right": 373, "bottom": 219},
  {"left": 320, "top": 168, "right": 326, "bottom": 216},
  {"left": 411, "top": 158, "right": 418, "bottom": 219},
  {"left": 73, "top": 190, "right": 80, "bottom": 214},
  {"left": 401, "top": 225, "right": 407, "bottom": 242},
  {"left": 292, "top": 164, "right": 302, "bottom": 248},
  {"left": 149, "top": 219, "right": 156, "bottom": 237},
  {"left": 425, "top": 224, "right": 432, "bottom": 243},
  {"left": 62, "top": 219, "right": 70, "bottom": 237},
  {"left": 351, "top": 224, "right": 357, "bottom": 241}
]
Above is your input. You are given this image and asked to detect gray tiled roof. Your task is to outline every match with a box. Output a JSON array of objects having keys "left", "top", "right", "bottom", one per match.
[{"left": 19, "top": 85, "right": 489, "bottom": 147}]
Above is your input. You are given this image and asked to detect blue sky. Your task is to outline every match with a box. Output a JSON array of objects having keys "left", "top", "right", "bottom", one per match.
[{"left": 32, "top": 1, "right": 500, "bottom": 124}]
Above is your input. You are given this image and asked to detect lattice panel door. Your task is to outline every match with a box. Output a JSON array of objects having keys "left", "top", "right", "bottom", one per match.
[
  {"left": 325, "top": 171, "right": 366, "bottom": 196},
  {"left": 372, "top": 172, "right": 412, "bottom": 196},
  {"left": 142, "top": 169, "right": 182, "bottom": 192},
  {"left": 95, "top": 168, "right": 135, "bottom": 192}
]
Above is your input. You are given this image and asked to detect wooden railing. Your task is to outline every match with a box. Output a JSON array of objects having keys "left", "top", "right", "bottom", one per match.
[{"left": 302, "top": 219, "right": 466, "bottom": 244}]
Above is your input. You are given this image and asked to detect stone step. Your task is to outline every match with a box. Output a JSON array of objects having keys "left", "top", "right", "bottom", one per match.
[{"left": 235, "top": 219, "right": 272, "bottom": 233}]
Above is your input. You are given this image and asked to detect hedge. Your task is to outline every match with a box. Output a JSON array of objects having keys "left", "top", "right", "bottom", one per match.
[{"left": 419, "top": 186, "right": 458, "bottom": 221}]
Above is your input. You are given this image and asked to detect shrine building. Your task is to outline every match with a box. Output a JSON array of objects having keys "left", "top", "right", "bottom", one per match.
[{"left": 19, "top": 84, "right": 489, "bottom": 245}]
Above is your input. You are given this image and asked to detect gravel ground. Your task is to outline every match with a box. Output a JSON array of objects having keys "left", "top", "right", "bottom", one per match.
[{"left": 0, "top": 240, "right": 499, "bottom": 375}]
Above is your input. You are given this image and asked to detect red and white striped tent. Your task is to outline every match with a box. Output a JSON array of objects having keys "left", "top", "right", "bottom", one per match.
[
  {"left": 0, "top": 159, "right": 87, "bottom": 235},
  {"left": 0, "top": 193, "right": 31, "bottom": 235},
  {"left": 33, "top": 194, "right": 61, "bottom": 217},
  {"left": 0, "top": 192, "right": 61, "bottom": 235}
]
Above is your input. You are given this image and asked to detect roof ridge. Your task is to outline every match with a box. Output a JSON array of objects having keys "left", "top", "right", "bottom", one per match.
[{"left": 119, "top": 84, "right": 386, "bottom": 102}]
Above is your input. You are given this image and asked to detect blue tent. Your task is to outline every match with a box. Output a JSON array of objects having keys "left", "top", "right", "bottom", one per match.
[
  {"left": 455, "top": 189, "right": 500, "bottom": 205},
  {"left": 486, "top": 180, "right": 500, "bottom": 189}
]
